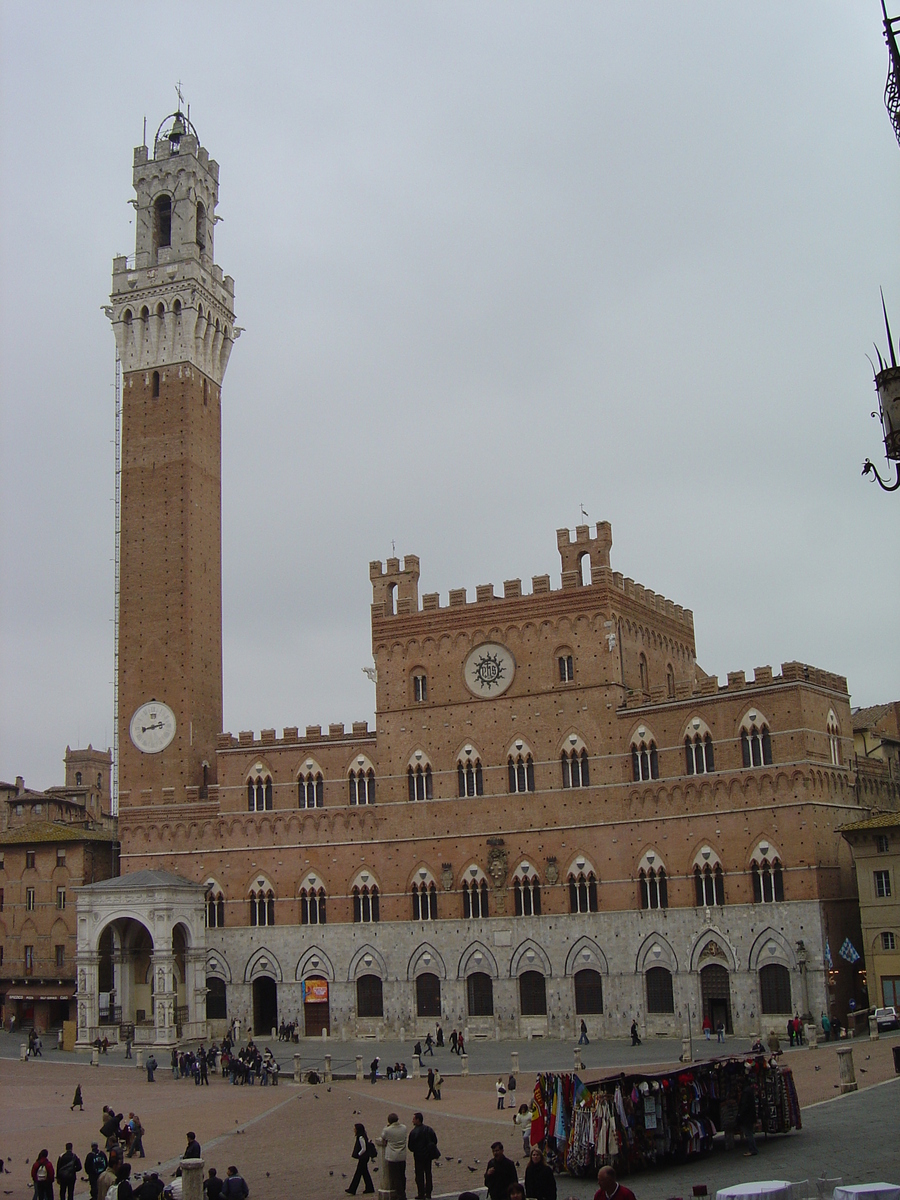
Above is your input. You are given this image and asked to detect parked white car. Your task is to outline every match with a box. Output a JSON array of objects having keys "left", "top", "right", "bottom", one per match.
[{"left": 874, "top": 1005, "right": 899, "bottom": 1031}]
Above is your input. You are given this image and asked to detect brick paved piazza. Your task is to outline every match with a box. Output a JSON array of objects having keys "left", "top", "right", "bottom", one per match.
[{"left": 1, "top": 1032, "right": 897, "bottom": 1200}]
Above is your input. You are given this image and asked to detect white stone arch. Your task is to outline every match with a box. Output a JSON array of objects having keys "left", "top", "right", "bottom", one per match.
[
  {"left": 635, "top": 934, "right": 678, "bottom": 974},
  {"left": 458, "top": 941, "right": 499, "bottom": 979},
  {"left": 565, "top": 852, "right": 598, "bottom": 879},
  {"left": 689, "top": 929, "right": 738, "bottom": 972},
  {"left": 739, "top": 706, "right": 771, "bottom": 734},
  {"left": 748, "top": 838, "right": 782, "bottom": 867},
  {"left": 638, "top": 847, "right": 666, "bottom": 873},
  {"left": 206, "top": 949, "right": 232, "bottom": 983},
  {"left": 460, "top": 862, "right": 488, "bottom": 886},
  {"left": 406, "top": 747, "right": 433, "bottom": 770},
  {"left": 407, "top": 942, "right": 448, "bottom": 981},
  {"left": 510, "top": 938, "right": 552, "bottom": 978},
  {"left": 748, "top": 927, "right": 797, "bottom": 972},
  {"left": 298, "top": 870, "right": 327, "bottom": 894},
  {"left": 558, "top": 731, "right": 589, "bottom": 755},
  {"left": 565, "top": 936, "right": 609, "bottom": 977},
  {"left": 348, "top": 944, "right": 387, "bottom": 981},
  {"left": 296, "top": 754, "right": 324, "bottom": 779},
  {"left": 408, "top": 864, "right": 438, "bottom": 889},
  {"left": 683, "top": 715, "right": 713, "bottom": 740},
  {"left": 350, "top": 867, "right": 380, "bottom": 892},
  {"left": 294, "top": 947, "right": 335, "bottom": 982},
  {"left": 247, "top": 871, "right": 275, "bottom": 895},
  {"left": 244, "top": 756, "right": 274, "bottom": 782},
  {"left": 243, "top": 946, "right": 282, "bottom": 983},
  {"left": 506, "top": 735, "right": 535, "bottom": 759},
  {"left": 629, "top": 721, "right": 659, "bottom": 748},
  {"left": 691, "top": 844, "right": 723, "bottom": 870},
  {"left": 455, "top": 739, "right": 484, "bottom": 764},
  {"left": 347, "top": 752, "right": 375, "bottom": 774}
]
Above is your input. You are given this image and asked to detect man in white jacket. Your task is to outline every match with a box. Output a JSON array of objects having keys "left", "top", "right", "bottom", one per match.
[{"left": 381, "top": 1113, "right": 408, "bottom": 1200}]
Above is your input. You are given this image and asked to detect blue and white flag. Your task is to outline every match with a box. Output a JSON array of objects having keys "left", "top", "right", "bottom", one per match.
[
  {"left": 839, "top": 937, "right": 860, "bottom": 964},
  {"left": 824, "top": 940, "right": 834, "bottom": 970}
]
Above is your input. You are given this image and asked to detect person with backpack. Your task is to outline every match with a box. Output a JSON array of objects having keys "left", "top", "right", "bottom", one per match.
[
  {"left": 221, "top": 1166, "right": 249, "bottom": 1198},
  {"left": 346, "top": 1122, "right": 375, "bottom": 1195},
  {"left": 57, "top": 1143, "right": 82, "bottom": 1200},
  {"left": 86, "top": 1144, "right": 108, "bottom": 1200},
  {"left": 31, "top": 1149, "right": 55, "bottom": 1200}
]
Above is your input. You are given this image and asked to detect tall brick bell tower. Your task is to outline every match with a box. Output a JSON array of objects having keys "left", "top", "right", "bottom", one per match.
[{"left": 108, "top": 112, "right": 237, "bottom": 833}]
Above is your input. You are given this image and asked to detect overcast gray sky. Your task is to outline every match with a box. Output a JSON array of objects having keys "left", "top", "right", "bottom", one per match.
[{"left": 1, "top": 2, "right": 898, "bottom": 790}]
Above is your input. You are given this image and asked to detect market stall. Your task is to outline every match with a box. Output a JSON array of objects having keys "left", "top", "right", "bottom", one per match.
[{"left": 529, "top": 1055, "right": 801, "bottom": 1178}]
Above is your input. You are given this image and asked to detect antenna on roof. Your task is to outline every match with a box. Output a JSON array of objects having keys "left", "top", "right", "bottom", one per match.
[
  {"left": 881, "top": 287, "right": 897, "bottom": 367},
  {"left": 142, "top": 116, "right": 147, "bottom": 148}
]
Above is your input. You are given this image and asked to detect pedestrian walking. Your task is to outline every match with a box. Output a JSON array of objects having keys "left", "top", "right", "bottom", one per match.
[
  {"left": 71, "top": 1083, "right": 84, "bottom": 1111},
  {"left": 449, "top": 1029, "right": 458, "bottom": 1054},
  {"left": 787, "top": 1017, "right": 795, "bottom": 1047},
  {"left": 346, "top": 1122, "right": 375, "bottom": 1195},
  {"left": 630, "top": 1020, "right": 641, "bottom": 1046},
  {"left": 435, "top": 1024, "right": 444, "bottom": 1047},
  {"left": 56, "top": 1142, "right": 82, "bottom": 1200},
  {"left": 513, "top": 1103, "right": 532, "bottom": 1155},
  {"left": 370, "top": 1056, "right": 379, "bottom": 1084},
  {"left": 496, "top": 1076, "right": 507, "bottom": 1109},
  {"left": 702, "top": 1015, "right": 712, "bottom": 1040},
  {"left": 821, "top": 1012, "right": 831, "bottom": 1041},
  {"left": 126, "top": 1113, "right": 145, "bottom": 1158},
  {"left": 507, "top": 1073, "right": 517, "bottom": 1105},
  {"left": 426, "top": 1067, "right": 438, "bottom": 1100},
  {"left": 408, "top": 1111, "right": 438, "bottom": 1200},
  {"left": 716, "top": 1020, "right": 725, "bottom": 1044},
  {"left": 125, "top": 1037, "right": 133, "bottom": 1059},
  {"left": 433, "top": 1069, "right": 442, "bottom": 1100},
  {"left": 457, "top": 1032, "right": 465, "bottom": 1056},
  {"left": 424, "top": 1032, "right": 434, "bottom": 1056},
  {"left": 578, "top": 1019, "right": 589, "bottom": 1046}
]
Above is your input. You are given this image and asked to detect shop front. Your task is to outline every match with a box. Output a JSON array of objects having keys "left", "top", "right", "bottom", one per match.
[{"left": 4, "top": 984, "right": 73, "bottom": 1033}]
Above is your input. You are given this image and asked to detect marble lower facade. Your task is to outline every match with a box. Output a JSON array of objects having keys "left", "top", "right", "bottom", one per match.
[{"left": 203, "top": 898, "right": 848, "bottom": 1043}]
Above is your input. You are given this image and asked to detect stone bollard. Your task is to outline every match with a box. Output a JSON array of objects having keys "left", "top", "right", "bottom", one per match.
[
  {"left": 356, "top": 1054, "right": 364, "bottom": 1081},
  {"left": 20, "top": 1044, "right": 28, "bottom": 1061},
  {"left": 180, "top": 1156, "right": 204, "bottom": 1200},
  {"left": 324, "top": 1054, "right": 332, "bottom": 1083},
  {"left": 461, "top": 1053, "right": 469, "bottom": 1076},
  {"left": 510, "top": 1050, "right": 519, "bottom": 1076},
  {"left": 573, "top": 1047, "right": 583, "bottom": 1071},
  {"left": 412, "top": 1055, "right": 421, "bottom": 1079},
  {"left": 136, "top": 1047, "right": 144, "bottom": 1069},
  {"left": 805, "top": 1023, "right": 819, "bottom": 1047},
  {"left": 837, "top": 1044, "right": 858, "bottom": 1094},
  {"left": 293, "top": 1053, "right": 303, "bottom": 1084},
  {"left": 91, "top": 1047, "right": 100, "bottom": 1067},
  {"left": 376, "top": 1137, "right": 391, "bottom": 1200},
  {"left": 869, "top": 1016, "right": 880, "bottom": 1041}
]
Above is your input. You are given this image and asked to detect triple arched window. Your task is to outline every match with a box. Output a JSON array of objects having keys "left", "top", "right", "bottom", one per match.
[
  {"left": 249, "top": 888, "right": 275, "bottom": 927},
  {"left": 462, "top": 876, "right": 490, "bottom": 918},
  {"left": 408, "top": 763, "right": 433, "bottom": 801},
  {"left": 457, "top": 756, "right": 484, "bottom": 798},
  {"left": 205, "top": 891, "right": 225, "bottom": 928},
  {"left": 639, "top": 866, "right": 668, "bottom": 910},
  {"left": 685, "top": 732, "right": 715, "bottom": 774},
  {"left": 508, "top": 752, "right": 535, "bottom": 793},
  {"left": 568, "top": 871, "right": 598, "bottom": 913},
  {"left": 513, "top": 871, "right": 542, "bottom": 916},
  {"left": 561, "top": 748, "right": 590, "bottom": 788},
  {"left": 300, "top": 884, "right": 326, "bottom": 924},
  {"left": 741, "top": 723, "right": 773, "bottom": 767},
  {"left": 247, "top": 776, "right": 273, "bottom": 812},
  {"left": 411, "top": 880, "right": 438, "bottom": 921},
  {"left": 299, "top": 772, "right": 324, "bottom": 808},
  {"left": 349, "top": 767, "right": 375, "bottom": 805},
  {"left": 352, "top": 884, "right": 380, "bottom": 923},
  {"left": 694, "top": 863, "right": 725, "bottom": 906},
  {"left": 632, "top": 740, "right": 659, "bottom": 781},
  {"left": 752, "top": 857, "right": 784, "bottom": 903}
]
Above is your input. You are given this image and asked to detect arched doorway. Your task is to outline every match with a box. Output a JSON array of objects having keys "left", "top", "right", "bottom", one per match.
[
  {"left": 252, "top": 976, "right": 278, "bottom": 1035},
  {"left": 416, "top": 972, "right": 441, "bottom": 1018},
  {"left": 700, "top": 963, "right": 732, "bottom": 1033},
  {"left": 303, "top": 975, "right": 330, "bottom": 1036}
]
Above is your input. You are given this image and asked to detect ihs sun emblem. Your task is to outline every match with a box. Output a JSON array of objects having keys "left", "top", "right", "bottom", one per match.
[{"left": 473, "top": 651, "right": 505, "bottom": 691}]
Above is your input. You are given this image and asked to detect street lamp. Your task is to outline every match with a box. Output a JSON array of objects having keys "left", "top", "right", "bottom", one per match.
[{"left": 862, "top": 294, "right": 900, "bottom": 491}]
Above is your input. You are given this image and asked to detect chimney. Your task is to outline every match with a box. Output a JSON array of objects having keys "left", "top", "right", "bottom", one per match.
[{"left": 16, "top": 776, "right": 25, "bottom": 795}]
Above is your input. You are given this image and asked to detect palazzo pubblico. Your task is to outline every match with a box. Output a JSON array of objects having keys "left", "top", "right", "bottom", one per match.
[{"left": 67, "top": 113, "right": 897, "bottom": 1049}]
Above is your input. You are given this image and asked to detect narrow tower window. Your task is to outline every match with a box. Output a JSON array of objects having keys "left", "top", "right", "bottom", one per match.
[
  {"left": 196, "top": 201, "right": 206, "bottom": 250},
  {"left": 154, "top": 195, "right": 172, "bottom": 249},
  {"left": 152, "top": 371, "right": 160, "bottom": 398}
]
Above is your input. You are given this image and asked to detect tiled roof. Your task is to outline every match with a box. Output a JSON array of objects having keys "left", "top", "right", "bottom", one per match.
[
  {"left": 0, "top": 821, "right": 116, "bottom": 845},
  {"left": 79, "top": 868, "right": 201, "bottom": 891},
  {"left": 839, "top": 812, "right": 900, "bottom": 833}
]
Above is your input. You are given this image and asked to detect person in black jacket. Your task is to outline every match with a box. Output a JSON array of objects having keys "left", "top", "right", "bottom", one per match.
[
  {"left": 523, "top": 1147, "right": 556, "bottom": 1200},
  {"left": 407, "top": 1112, "right": 438, "bottom": 1200},
  {"left": 346, "top": 1123, "right": 375, "bottom": 1196},
  {"left": 56, "top": 1143, "right": 82, "bottom": 1200},
  {"left": 738, "top": 1078, "right": 758, "bottom": 1157},
  {"left": 115, "top": 1162, "right": 135, "bottom": 1200},
  {"left": 86, "top": 1144, "right": 108, "bottom": 1200},
  {"left": 484, "top": 1141, "right": 517, "bottom": 1200},
  {"left": 184, "top": 1132, "right": 201, "bottom": 1159}
]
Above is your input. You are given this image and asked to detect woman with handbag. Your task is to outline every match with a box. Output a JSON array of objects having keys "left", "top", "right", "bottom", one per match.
[{"left": 346, "top": 1122, "right": 375, "bottom": 1195}]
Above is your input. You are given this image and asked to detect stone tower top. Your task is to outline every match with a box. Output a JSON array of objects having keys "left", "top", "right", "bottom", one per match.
[{"left": 107, "top": 111, "right": 238, "bottom": 385}]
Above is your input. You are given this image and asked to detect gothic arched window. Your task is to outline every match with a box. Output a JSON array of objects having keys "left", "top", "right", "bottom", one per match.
[
  {"left": 632, "top": 741, "right": 659, "bottom": 782},
  {"left": 457, "top": 757, "right": 484, "bottom": 798},
  {"left": 513, "top": 872, "right": 542, "bottom": 916},
  {"left": 411, "top": 880, "right": 438, "bottom": 921},
  {"left": 247, "top": 775, "right": 273, "bottom": 812},
  {"left": 300, "top": 886, "right": 326, "bottom": 925},
  {"left": 352, "top": 884, "right": 380, "bottom": 924},
  {"left": 349, "top": 768, "right": 375, "bottom": 805},
  {"left": 694, "top": 863, "right": 725, "bottom": 907},
  {"left": 561, "top": 748, "right": 590, "bottom": 788},
  {"left": 154, "top": 194, "right": 172, "bottom": 249},
  {"left": 508, "top": 752, "right": 535, "bottom": 793},
  {"left": 462, "top": 877, "right": 490, "bottom": 918},
  {"left": 407, "top": 763, "right": 433, "bottom": 801},
  {"left": 568, "top": 871, "right": 598, "bottom": 913},
  {"left": 299, "top": 772, "right": 324, "bottom": 809},
  {"left": 685, "top": 732, "right": 715, "bottom": 775},
  {"left": 639, "top": 867, "right": 668, "bottom": 910}
]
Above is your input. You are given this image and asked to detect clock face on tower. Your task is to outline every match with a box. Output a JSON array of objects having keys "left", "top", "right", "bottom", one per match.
[
  {"left": 129, "top": 701, "right": 176, "bottom": 754},
  {"left": 463, "top": 642, "right": 516, "bottom": 698}
]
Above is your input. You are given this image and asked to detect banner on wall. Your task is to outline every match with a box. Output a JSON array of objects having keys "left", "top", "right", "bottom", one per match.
[{"left": 303, "top": 979, "right": 329, "bottom": 1004}]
